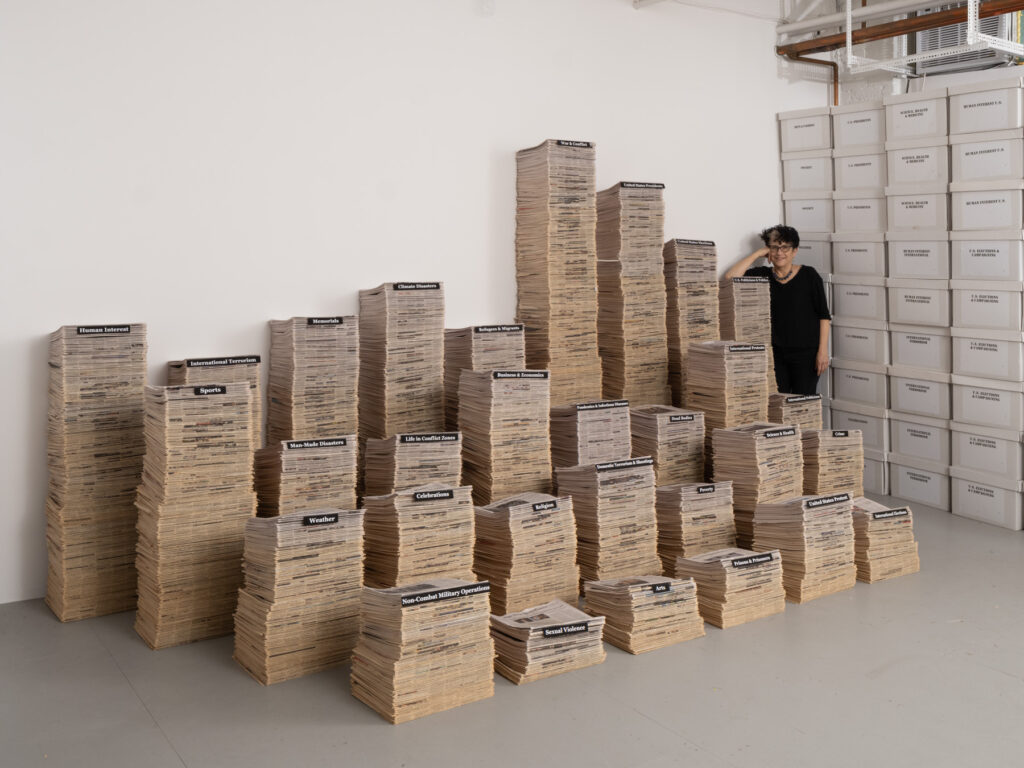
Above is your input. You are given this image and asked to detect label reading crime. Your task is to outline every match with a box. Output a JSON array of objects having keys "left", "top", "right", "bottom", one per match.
[
  {"left": 807, "top": 493, "right": 852, "bottom": 508},
  {"left": 285, "top": 438, "right": 348, "bottom": 450},
  {"left": 621, "top": 182, "right": 665, "bottom": 189},
  {"left": 413, "top": 490, "right": 455, "bottom": 501},
  {"left": 872, "top": 508, "right": 909, "bottom": 520},
  {"left": 474, "top": 324, "right": 523, "bottom": 333},
  {"left": 302, "top": 513, "right": 339, "bottom": 526},
  {"left": 785, "top": 394, "right": 822, "bottom": 403},
  {"left": 764, "top": 428, "right": 797, "bottom": 439},
  {"left": 399, "top": 433, "right": 459, "bottom": 443},
  {"left": 556, "top": 139, "right": 592, "bottom": 148},
  {"left": 542, "top": 622, "right": 589, "bottom": 637},
  {"left": 400, "top": 582, "right": 490, "bottom": 607},
  {"left": 832, "top": 430, "right": 850, "bottom": 438},
  {"left": 697, "top": 485, "right": 716, "bottom": 494},
  {"left": 493, "top": 371, "right": 549, "bottom": 379},
  {"left": 307, "top": 317, "right": 343, "bottom": 325},
  {"left": 532, "top": 501, "right": 558, "bottom": 512},
  {"left": 193, "top": 385, "right": 226, "bottom": 396},
  {"left": 76, "top": 325, "right": 131, "bottom": 335},
  {"left": 731, "top": 553, "right": 773, "bottom": 568},
  {"left": 576, "top": 400, "right": 628, "bottom": 411},
  {"left": 728, "top": 344, "right": 767, "bottom": 352},
  {"left": 648, "top": 583, "right": 671, "bottom": 593},
  {"left": 393, "top": 282, "right": 441, "bottom": 290},
  {"left": 595, "top": 457, "right": 654, "bottom": 472},
  {"left": 669, "top": 414, "right": 696, "bottom": 422},
  {"left": 185, "top": 356, "right": 260, "bottom": 367}
]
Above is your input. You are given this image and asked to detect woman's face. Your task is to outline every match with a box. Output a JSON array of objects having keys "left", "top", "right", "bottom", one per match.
[{"left": 767, "top": 235, "right": 798, "bottom": 272}]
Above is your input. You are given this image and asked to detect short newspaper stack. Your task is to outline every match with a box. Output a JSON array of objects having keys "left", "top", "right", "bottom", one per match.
[
  {"left": 555, "top": 457, "right": 661, "bottom": 587},
  {"left": 851, "top": 497, "right": 920, "bottom": 583},
  {"left": 629, "top": 405, "right": 705, "bottom": 485},
  {"left": 444, "top": 325, "right": 526, "bottom": 430},
  {"left": 713, "top": 423, "right": 803, "bottom": 549},
  {"left": 550, "top": 399, "right": 631, "bottom": 469},
  {"left": 134, "top": 384, "right": 257, "bottom": 649},
  {"left": 359, "top": 282, "right": 446, "bottom": 444},
  {"left": 656, "top": 481, "right": 736, "bottom": 571},
  {"left": 596, "top": 182, "right": 671, "bottom": 404},
  {"left": 460, "top": 370, "right": 552, "bottom": 505},
  {"left": 802, "top": 429, "right": 864, "bottom": 498},
  {"left": 473, "top": 493, "right": 578, "bottom": 615},
  {"left": 267, "top": 316, "right": 359, "bottom": 444},
  {"left": 168, "top": 355, "right": 263, "bottom": 447},
  {"left": 583, "top": 575, "right": 704, "bottom": 654},
  {"left": 768, "top": 392, "right": 823, "bottom": 432},
  {"left": 351, "top": 579, "right": 494, "bottom": 724},
  {"left": 255, "top": 437, "right": 357, "bottom": 517},
  {"left": 363, "top": 432, "right": 462, "bottom": 497},
  {"left": 664, "top": 239, "right": 719, "bottom": 406},
  {"left": 233, "top": 508, "right": 363, "bottom": 685},
  {"left": 753, "top": 493, "right": 856, "bottom": 603},
  {"left": 674, "top": 548, "right": 786, "bottom": 628},
  {"left": 46, "top": 323, "right": 147, "bottom": 621},
  {"left": 362, "top": 484, "right": 475, "bottom": 588},
  {"left": 719, "top": 277, "right": 775, "bottom": 388},
  {"left": 491, "top": 600, "right": 605, "bottom": 684},
  {"left": 515, "top": 139, "right": 603, "bottom": 406}
]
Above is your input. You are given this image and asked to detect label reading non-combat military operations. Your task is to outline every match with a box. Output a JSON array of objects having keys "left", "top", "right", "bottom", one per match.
[
  {"left": 400, "top": 582, "right": 490, "bottom": 607},
  {"left": 285, "top": 438, "right": 348, "bottom": 450}
]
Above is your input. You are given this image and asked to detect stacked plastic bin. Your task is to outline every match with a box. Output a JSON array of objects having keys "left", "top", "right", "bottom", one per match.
[{"left": 948, "top": 77, "right": 1024, "bottom": 530}]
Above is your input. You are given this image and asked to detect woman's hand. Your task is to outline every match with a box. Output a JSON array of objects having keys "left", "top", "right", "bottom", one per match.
[{"left": 816, "top": 349, "right": 830, "bottom": 376}]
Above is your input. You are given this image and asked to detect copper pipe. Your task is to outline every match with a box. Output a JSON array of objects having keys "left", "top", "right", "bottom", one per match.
[{"left": 785, "top": 53, "right": 840, "bottom": 106}]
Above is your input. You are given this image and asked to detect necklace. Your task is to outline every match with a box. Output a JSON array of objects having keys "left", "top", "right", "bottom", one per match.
[{"left": 773, "top": 266, "right": 795, "bottom": 283}]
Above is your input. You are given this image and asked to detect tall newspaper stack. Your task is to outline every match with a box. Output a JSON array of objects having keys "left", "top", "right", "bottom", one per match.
[
  {"left": 663, "top": 239, "right": 720, "bottom": 406},
  {"left": 515, "top": 139, "right": 603, "bottom": 405},
  {"left": 769, "top": 392, "right": 823, "bottom": 432},
  {"left": 802, "top": 428, "right": 864, "bottom": 497},
  {"left": 443, "top": 325, "right": 525, "bottom": 430},
  {"left": 550, "top": 399, "right": 631, "bottom": 469},
  {"left": 233, "top": 508, "right": 363, "bottom": 685},
  {"left": 168, "top": 355, "right": 263, "bottom": 448},
  {"left": 719, "top": 276, "right": 775, "bottom": 390},
  {"left": 134, "top": 384, "right": 257, "bottom": 649},
  {"left": 656, "top": 481, "right": 736, "bottom": 571},
  {"left": 674, "top": 548, "right": 786, "bottom": 629},
  {"left": 629, "top": 405, "right": 705, "bottom": 485},
  {"left": 266, "top": 316, "right": 358, "bottom": 444},
  {"left": 851, "top": 497, "right": 921, "bottom": 582},
  {"left": 254, "top": 437, "right": 357, "bottom": 517},
  {"left": 596, "top": 182, "right": 671, "bottom": 404},
  {"left": 363, "top": 432, "right": 462, "bottom": 497},
  {"left": 46, "top": 323, "right": 147, "bottom": 621}
]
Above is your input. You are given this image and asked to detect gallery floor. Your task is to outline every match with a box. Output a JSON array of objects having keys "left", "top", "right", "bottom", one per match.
[{"left": 3, "top": 495, "right": 1023, "bottom": 768}]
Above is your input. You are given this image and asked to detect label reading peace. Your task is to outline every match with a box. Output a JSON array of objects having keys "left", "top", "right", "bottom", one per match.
[
  {"left": 302, "top": 513, "right": 339, "bottom": 527},
  {"left": 76, "top": 325, "right": 131, "bottom": 335},
  {"left": 193, "top": 385, "right": 227, "bottom": 396},
  {"left": 185, "top": 356, "right": 260, "bottom": 367},
  {"left": 542, "top": 622, "right": 589, "bottom": 637}
]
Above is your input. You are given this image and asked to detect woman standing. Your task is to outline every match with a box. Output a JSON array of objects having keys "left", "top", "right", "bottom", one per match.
[{"left": 725, "top": 225, "right": 831, "bottom": 396}]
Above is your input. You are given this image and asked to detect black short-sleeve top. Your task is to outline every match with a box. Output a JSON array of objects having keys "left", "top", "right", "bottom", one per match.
[{"left": 743, "top": 265, "right": 832, "bottom": 350}]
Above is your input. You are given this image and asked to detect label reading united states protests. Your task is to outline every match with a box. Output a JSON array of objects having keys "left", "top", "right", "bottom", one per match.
[
  {"left": 473, "top": 324, "right": 523, "bottom": 334},
  {"left": 807, "top": 493, "right": 852, "bottom": 509},
  {"left": 193, "top": 385, "right": 227, "bottom": 396},
  {"left": 595, "top": 457, "right": 654, "bottom": 472},
  {"left": 302, "top": 513, "right": 339, "bottom": 527},
  {"left": 285, "top": 438, "right": 348, "bottom": 450},
  {"left": 76, "top": 325, "right": 131, "bottom": 335},
  {"left": 542, "top": 621, "right": 589, "bottom": 638},
  {"left": 399, "top": 433, "right": 459, "bottom": 444},
  {"left": 576, "top": 400, "right": 628, "bottom": 412},
  {"left": 307, "top": 317, "right": 343, "bottom": 326},
  {"left": 731, "top": 553, "right": 773, "bottom": 568},
  {"left": 185, "top": 355, "right": 260, "bottom": 367},
  {"left": 872, "top": 507, "right": 910, "bottom": 520},
  {"left": 532, "top": 500, "right": 558, "bottom": 512},
  {"left": 400, "top": 581, "right": 490, "bottom": 607},
  {"left": 412, "top": 489, "right": 455, "bottom": 502},
  {"left": 493, "top": 371, "right": 549, "bottom": 379},
  {"left": 393, "top": 282, "right": 440, "bottom": 291}
]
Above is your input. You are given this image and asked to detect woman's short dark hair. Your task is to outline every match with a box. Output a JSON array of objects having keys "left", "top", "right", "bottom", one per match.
[{"left": 760, "top": 225, "right": 800, "bottom": 248}]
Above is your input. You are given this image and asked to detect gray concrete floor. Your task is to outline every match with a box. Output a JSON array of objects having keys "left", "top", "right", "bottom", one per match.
[{"left": 3, "top": 496, "right": 1023, "bottom": 768}]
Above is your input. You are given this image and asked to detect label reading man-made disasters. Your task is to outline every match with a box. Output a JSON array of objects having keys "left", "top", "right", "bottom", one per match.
[
  {"left": 493, "top": 371, "right": 549, "bottom": 379},
  {"left": 185, "top": 356, "right": 260, "bottom": 367},
  {"left": 542, "top": 621, "right": 589, "bottom": 637},
  {"left": 731, "top": 553, "right": 773, "bottom": 568},
  {"left": 474, "top": 324, "right": 524, "bottom": 334},
  {"left": 413, "top": 489, "right": 455, "bottom": 502},
  {"left": 285, "top": 438, "right": 348, "bottom": 450},
  {"left": 807, "top": 493, "right": 852, "bottom": 508},
  {"left": 621, "top": 181, "right": 665, "bottom": 189},
  {"left": 728, "top": 344, "right": 767, "bottom": 352},
  {"left": 872, "top": 507, "right": 909, "bottom": 520},
  {"left": 785, "top": 394, "right": 821, "bottom": 403},
  {"left": 399, "top": 433, "right": 459, "bottom": 444},
  {"left": 648, "top": 583, "right": 671, "bottom": 594},
  {"left": 393, "top": 282, "right": 441, "bottom": 291},
  {"left": 595, "top": 457, "right": 655, "bottom": 472},
  {"left": 576, "top": 400, "right": 628, "bottom": 411},
  {"left": 400, "top": 582, "right": 490, "bottom": 607},
  {"left": 556, "top": 139, "right": 592, "bottom": 148},
  {"left": 307, "top": 317, "right": 343, "bottom": 326},
  {"left": 193, "top": 385, "right": 227, "bottom": 396},
  {"left": 76, "top": 325, "right": 131, "bottom": 335},
  {"left": 697, "top": 485, "right": 716, "bottom": 494},
  {"left": 532, "top": 500, "right": 558, "bottom": 512},
  {"left": 302, "top": 513, "right": 339, "bottom": 527},
  {"left": 764, "top": 428, "right": 797, "bottom": 439},
  {"left": 669, "top": 414, "right": 695, "bottom": 422}
]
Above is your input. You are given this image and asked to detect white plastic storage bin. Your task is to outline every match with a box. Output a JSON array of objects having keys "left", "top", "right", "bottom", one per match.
[
  {"left": 951, "top": 374, "right": 1024, "bottom": 430},
  {"left": 885, "top": 184, "right": 950, "bottom": 231},
  {"left": 951, "top": 180, "right": 1024, "bottom": 231},
  {"left": 832, "top": 359, "right": 889, "bottom": 408},
  {"left": 951, "top": 328, "right": 1024, "bottom": 382},
  {"left": 863, "top": 447, "right": 890, "bottom": 495},
  {"left": 889, "top": 412, "right": 951, "bottom": 465},
  {"left": 831, "top": 232, "right": 886, "bottom": 276},
  {"left": 889, "top": 323, "right": 951, "bottom": 372},
  {"left": 834, "top": 190, "right": 887, "bottom": 233},
  {"left": 779, "top": 107, "right": 832, "bottom": 152},
  {"left": 886, "top": 278, "right": 951, "bottom": 327},
  {"left": 832, "top": 318, "right": 890, "bottom": 365},
  {"left": 832, "top": 276, "right": 887, "bottom": 321},
  {"left": 833, "top": 146, "right": 887, "bottom": 191},
  {"left": 886, "top": 230, "right": 949, "bottom": 279},
  {"left": 884, "top": 89, "right": 949, "bottom": 142},
  {"left": 830, "top": 399, "right": 890, "bottom": 452},
  {"left": 951, "top": 129, "right": 1024, "bottom": 183},
  {"left": 950, "top": 468, "right": 1023, "bottom": 530},
  {"left": 784, "top": 192, "right": 834, "bottom": 233},
  {"left": 886, "top": 137, "right": 950, "bottom": 187},
  {"left": 889, "top": 453, "right": 950, "bottom": 511},
  {"left": 832, "top": 101, "right": 885, "bottom": 150},
  {"left": 951, "top": 422, "right": 1024, "bottom": 481},
  {"left": 948, "top": 77, "right": 1024, "bottom": 135},
  {"left": 782, "top": 149, "right": 833, "bottom": 194},
  {"left": 951, "top": 280, "right": 1024, "bottom": 331},
  {"left": 950, "top": 229, "right": 1024, "bottom": 280},
  {"left": 888, "top": 365, "right": 952, "bottom": 419},
  {"left": 798, "top": 234, "right": 832, "bottom": 276}
]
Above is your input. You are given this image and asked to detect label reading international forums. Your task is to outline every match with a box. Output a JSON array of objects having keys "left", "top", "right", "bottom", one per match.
[
  {"left": 400, "top": 433, "right": 459, "bottom": 444},
  {"left": 286, "top": 438, "right": 348, "bottom": 450},
  {"left": 185, "top": 356, "right": 260, "bottom": 367},
  {"left": 542, "top": 621, "right": 589, "bottom": 638},
  {"left": 393, "top": 282, "right": 441, "bottom": 291},
  {"left": 493, "top": 371, "right": 549, "bottom": 380},
  {"left": 872, "top": 508, "right": 909, "bottom": 520},
  {"left": 596, "top": 457, "right": 654, "bottom": 472},
  {"left": 413, "top": 489, "right": 455, "bottom": 502},
  {"left": 731, "top": 553, "right": 773, "bottom": 568},
  {"left": 193, "top": 385, "right": 227, "bottom": 396},
  {"left": 473, "top": 324, "right": 523, "bottom": 334},
  {"left": 807, "top": 493, "right": 851, "bottom": 509},
  {"left": 302, "top": 513, "right": 339, "bottom": 527},
  {"left": 400, "top": 582, "right": 490, "bottom": 607},
  {"left": 76, "top": 325, "right": 131, "bottom": 335}
]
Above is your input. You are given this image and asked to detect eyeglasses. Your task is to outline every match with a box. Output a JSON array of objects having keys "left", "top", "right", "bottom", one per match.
[{"left": 768, "top": 245, "right": 795, "bottom": 254}]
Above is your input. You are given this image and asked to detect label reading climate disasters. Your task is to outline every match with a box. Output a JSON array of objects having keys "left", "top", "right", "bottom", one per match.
[
  {"left": 556, "top": 139, "right": 592, "bottom": 148},
  {"left": 576, "top": 400, "right": 628, "bottom": 412},
  {"left": 669, "top": 414, "right": 696, "bottom": 423},
  {"left": 621, "top": 181, "right": 665, "bottom": 189},
  {"left": 307, "top": 317, "right": 343, "bottom": 326},
  {"left": 193, "top": 385, "right": 226, "bottom": 396},
  {"left": 399, "top": 433, "right": 459, "bottom": 444},
  {"left": 785, "top": 394, "right": 821, "bottom": 403},
  {"left": 393, "top": 282, "right": 440, "bottom": 291},
  {"left": 400, "top": 582, "right": 490, "bottom": 607},
  {"left": 764, "top": 428, "right": 796, "bottom": 439},
  {"left": 185, "top": 356, "right": 260, "bottom": 367},
  {"left": 302, "top": 513, "right": 339, "bottom": 527},
  {"left": 731, "top": 553, "right": 773, "bottom": 568},
  {"left": 807, "top": 493, "right": 852, "bottom": 508},
  {"left": 285, "top": 438, "right": 348, "bottom": 450},
  {"left": 412, "top": 489, "right": 455, "bottom": 502},
  {"left": 532, "top": 500, "right": 558, "bottom": 512},
  {"left": 542, "top": 622, "right": 589, "bottom": 638},
  {"left": 648, "top": 583, "right": 671, "bottom": 594},
  {"left": 76, "top": 325, "right": 131, "bottom": 335},
  {"left": 473, "top": 324, "right": 523, "bottom": 333},
  {"left": 493, "top": 371, "right": 549, "bottom": 379},
  {"left": 595, "top": 457, "right": 654, "bottom": 472},
  {"left": 728, "top": 344, "right": 766, "bottom": 352},
  {"left": 872, "top": 507, "right": 910, "bottom": 520}
]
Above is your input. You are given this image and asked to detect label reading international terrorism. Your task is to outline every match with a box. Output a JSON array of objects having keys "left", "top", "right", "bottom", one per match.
[
  {"left": 807, "top": 493, "right": 852, "bottom": 508},
  {"left": 413, "top": 489, "right": 455, "bottom": 502},
  {"left": 302, "top": 513, "right": 339, "bottom": 527},
  {"left": 76, "top": 325, "right": 131, "bottom": 335},
  {"left": 286, "top": 438, "right": 348, "bottom": 450},
  {"left": 185, "top": 356, "right": 260, "bottom": 367},
  {"left": 542, "top": 621, "right": 589, "bottom": 637},
  {"left": 400, "top": 581, "right": 490, "bottom": 607}
]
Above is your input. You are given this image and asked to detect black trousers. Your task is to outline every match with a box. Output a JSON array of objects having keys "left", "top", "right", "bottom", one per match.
[{"left": 773, "top": 346, "right": 821, "bottom": 396}]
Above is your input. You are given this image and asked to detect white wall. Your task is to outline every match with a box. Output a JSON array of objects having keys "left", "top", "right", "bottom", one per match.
[{"left": 0, "top": 0, "right": 823, "bottom": 605}]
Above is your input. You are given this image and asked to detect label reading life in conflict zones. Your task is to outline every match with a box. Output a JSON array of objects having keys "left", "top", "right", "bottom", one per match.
[
  {"left": 302, "top": 513, "right": 339, "bottom": 527},
  {"left": 764, "top": 428, "right": 797, "bottom": 439},
  {"left": 596, "top": 457, "right": 654, "bottom": 472},
  {"left": 400, "top": 582, "right": 490, "bottom": 607},
  {"left": 493, "top": 371, "right": 549, "bottom": 379},
  {"left": 542, "top": 622, "right": 589, "bottom": 638},
  {"left": 675, "top": 238, "right": 715, "bottom": 246},
  {"left": 807, "top": 493, "right": 852, "bottom": 508},
  {"left": 621, "top": 182, "right": 665, "bottom": 189},
  {"left": 532, "top": 500, "right": 558, "bottom": 512},
  {"left": 399, "top": 433, "right": 459, "bottom": 444},
  {"left": 872, "top": 508, "right": 910, "bottom": 520},
  {"left": 728, "top": 344, "right": 767, "bottom": 352},
  {"left": 393, "top": 282, "right": 441, "bottom": 290},
  {"left": 473, "top": 324, "right": 523, "bottom": 334},
  {"left": 697, "top": 485, "right": 717, "bottom": 494},
  {"left": 185, "top": 356, "right": 260, "bottom": 367},
  {"left": 193, "top": 385, "right": 227, "bottom": 396},
  {"left": 669, "top": 414, "right": 696, "bottom": 422},
  {"left": 307, "top": 317, "right": 343, "bottom": 326},
  {"left": 832, "top": 430, "right": 850, "bottom": 438},
  {"left": 556, "top": 140, "right": 592, "bottom": 148},
  {"left": 76, "top": 325, "right": 131, "bottom": 335},
  {"left": 648, "top": 583, "right": 672, "bottom": 594},
  {"left": 785, "top": 394, "right": 822, "bottom": 403},
  {"left": 575, "top": 400, "right": 628, "bottom": 412},
  {"left": 413, "top": 489, "right": 455, "bottom": 502},
  {"left": 285, "top": 438, "right": 348, "bottom": 450},
  {"left": 731, "top": 552, "right": 773, "bottom": 568}
]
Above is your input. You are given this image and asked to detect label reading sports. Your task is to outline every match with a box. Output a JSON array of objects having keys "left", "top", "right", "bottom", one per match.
[{"left": 193, "top": 386, "right": 226, "bottom": 396}]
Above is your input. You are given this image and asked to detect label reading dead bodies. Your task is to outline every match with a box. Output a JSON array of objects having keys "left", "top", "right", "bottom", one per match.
[
  {"left": 669, "top": 414, "right": 696, "bottom": 423},
  {"left": 872, "top": 508, "right": 910, "bottom": 520},
  {"left": 413, "top": 489, "right": 455, "bottom": 502},
  {"left": 285, "top": 438, "right": 348, "bottom": 450},
  {"left": 806, "top": 493, "right": 852, "bottom": 509},
  {"left": 76, "top": 325, "right": 131, "bottom": 335},
  {"left": 596, "top": 457, "right": 654, "bottom": 472},
  {"left": 575, "top": 400, "right": 628, "bottom": 412},
  {"left": 785, "top": 394, "right": 821, "bottom": 403},
  {"left": 185, "top": 356, "right": 260, "bottom": 367},
  {"left": 392, "top": 282, "right": 441, "bottom": 291},
  {"left": 493, "top": 371, "right": 549, "bottom": 379},
  {"left": 302, "top": 513, "right": 339, "bottom": 527},
  {"left": 620, "top": 182, "right": 665, "bottom": 189},
  {"left": 193, "top": 386, "right": 227, "bottom": 396},
  {"left": 473, "top": 325, "right": 523, "bottom": 334},
  {"left": 731, "top": 553, "right": 773, "bottom": 568},
  {"left": 399, "top": 433, "right": 459, "bottom": 444},
  {"left": 764, "top": 428, "right": 797, "bottom": 439},
  {"left": 307, "top": 317, "right": 344, "bottom": 326},
  {"left": 542, "top": 621, "right": 590, "bottom": 638},
  {"left": 400, "top": 581, "right": 490, "bottom": 607},
  {"left": 532, "top": 501, "right": 558, "bottom": 512}
]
